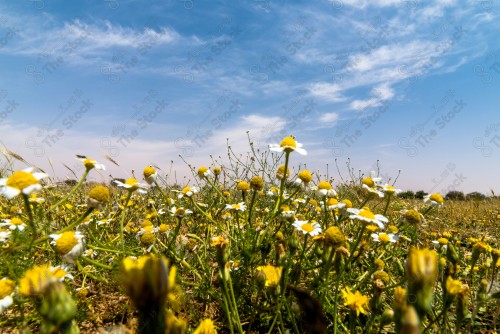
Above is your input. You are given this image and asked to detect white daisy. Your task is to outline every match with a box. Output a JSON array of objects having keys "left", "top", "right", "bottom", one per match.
[
  {"left": 225, "top": 202, "right": 247, "bottom": 212},
  {"left": 347, "top": 207, "right": 388, "bottom": 229},
  {"left": 112, "top": 178, "right": 148, "bottom": 194},
  {"left": 77, "top": 157, "right": 106, "bottom": 171},
  {"left": 0, "top": 167, "right": 49, "bottom": 199},
  {"left": 0, "top": 217, "right": 26, "bottom": 231},
  {"left": 170, "top": 206, "right": 193, "bottom": 217},
  {"left": 292, "top": 220, "right": 322, "bottom": 236},
  {"left": 0, "top": 278, "right": 15, "bottom": 313},
  {"left": 177, "top": 186, "right": 199, "bottom": 199},
  {"left": 424, "top": 193, "right": 444, "bottom": 207},
  {"left": 371, "top": 232, "right": 399, "bottom": 243},
  {"left": 269, "top": 136, "right": 307, "bottom": 155},
  {"left": 49, "top": 231, "right": 85, "bottom": 264}
]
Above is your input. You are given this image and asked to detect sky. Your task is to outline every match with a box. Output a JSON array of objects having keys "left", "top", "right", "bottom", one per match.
[{"left": 0, "top": 0, "right": 499, "bottom": 194}]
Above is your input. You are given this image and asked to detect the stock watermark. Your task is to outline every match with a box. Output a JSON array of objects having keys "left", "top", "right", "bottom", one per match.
[
  {"left": 100, "top": 90, "right": 167, "bottom": 157},
  {"left": 473, "top": 121, "right": 500, "bottom": 157}
]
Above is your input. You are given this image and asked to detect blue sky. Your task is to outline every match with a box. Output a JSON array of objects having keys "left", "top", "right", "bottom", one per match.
[{"left": 0, "top": 0, "right": 499, "bottom": 193}]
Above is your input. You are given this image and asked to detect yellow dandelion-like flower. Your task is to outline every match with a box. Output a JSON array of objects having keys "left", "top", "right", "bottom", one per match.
[
  {"left": 143, "top": 165, "right": 157, "bottom": 184},
  {"left": 87, "top": 185, "right": 110, "bottom": 209},
  {"left": 342, "top": 287, "right": 370, "bottom": 316},
  {"left": 18, "top": 264, "right": 58, "bottom": 297},
  {"left": 250, "top": 176, "right": 264, "bottom": 191},
  {"left": 256, "top": 264, "right": 282, "bottom": 287},
  {"left": 236, "top": 181, "right": 250, "bottom": 191},
  {"left": 193, "top": 319, "right": 218, "bottom": 334}
]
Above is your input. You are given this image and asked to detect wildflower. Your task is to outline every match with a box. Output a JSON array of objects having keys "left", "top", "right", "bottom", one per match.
[
  {"left": 400, "top": 209, "right": 424, "bottom": 225},
  {"left": 347, "top": 207, "right": 388, "bottom": 229},
  {"left": 371, "top": 232, "right": 399, "bottom": 243},
  {"left": 49, "top": 231, "right": 85, "bottom": 264},
  {"left": 18, "top": 264, "right": 58, "bottom": 297},
  {"left": 50, "top": 265, "right": 74, "bottom": 282},
  {"left": 225, "top": 202, "right": 247, "bottom": 212},
  {"left": 0, "top": 230, "right": 11, "bottom": 244},
  {"left": 295, "top": 170, "right": 312, "bottom": 188},
  {"left": 193, "top": 319, "right": 218, "bottom": 334},
  {"left": 432, "top": 238, "right": 448, "bottom": 246},
  {"left": 256, "top": 264, "right": 282, "bottom": 287},
  {"left": 381, "top": 184, "right": 402, "bottom": 195},
  {"left": 324, "top": 226, "right": 346, "bottom": 247},
  {"left": 314, "top": 181, "right": 337, "bottom": 197},
  {"left": 276, "top": 165, "right": 290, "bottom": 179},
  {"left": 87, "top": 185, "right": 110, "bottom": 209},
  {"left": 250, "top": 176, "right": 264, "bottom": 191},
  {"left": 341, "top": 199, "right": 353, "bottom": 208},
  {"left": 362, "top": 184, "right": 384, "bottom": 198},
  {"left": 406, "top": 248, "right": 438, "bottom": 314},
  {"left": 211, "top": 235, "right": 228, "bottom": 248},
  {"left": 280, "top": 205, "right": 295, "bottom": 218},
  {"left": 292, "top": 220, "right": 322, "bottom": 236},
  {"left": 143, "top": 166, "right": 157, "bottom": 184},
  {"left": 113, "top": 178, "right": 148, "bottom": 193},
  {"left": 197, "top": 166, "right": 211, "bottom": 178},
  {"left": 0, "top": 217, "right": 26, "bottom": 231},
  {"left": 78, "top": 157, "right": 105, "bottom": 171},
  {"left": 213, "top": 166, "right": 221, "bottom": 175},
  {"left": 269, "top": 135, "right": 307, "bottom": 155},
  {"left": 342, "top": 287, "right": 370, "bottom": 316},
  {"left": 393, "top": 286, "right": 407, "bottom": 311},
  {"left": 445, "top": 276, "right": 463, "bottom": 297},
  {"left": 267, "top": 186, "right": 280, "bottom": 196},
  {"left": 424, "top": 193, "right": 444, "bottom": 207},
  {"left": 221, "top": 212, "right": 233, "bottom": 220},
  {"left": 372, "top": 270, "right": 390, "bottom": 283},
  {"left": 0, "top": 167, "right": 49, "bottom": 199},
  {"left": 236, "top": 181, "right": 250, "bottom": 191},
  {"left": 170, "top": 206, "right": 193, "bottom": 218},
  {"left": 0, "top": 278, "right": 15, "bottom": 312},
  {"left": 362, "top": 172, "right": 382, "bottom": 188},
  {"left": 178, "top": 186, "right": 198, "bottom": 199},
  {"left": 121, "top": 255, "right": 170, "bottom": 333},
  {"left": 325, "top": 197, "right": 346, "bottom": 211}
]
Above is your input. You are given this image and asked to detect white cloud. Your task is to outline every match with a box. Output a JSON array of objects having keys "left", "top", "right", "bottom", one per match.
[
  {"left": 350, "top": 83, "right": 394, "bottom": 111},
  {"left": 308, "top": 83, "right": 346, "bottom": 102},
  {"left": 319, "top": 112, "right": 339, "bottom": 123}
]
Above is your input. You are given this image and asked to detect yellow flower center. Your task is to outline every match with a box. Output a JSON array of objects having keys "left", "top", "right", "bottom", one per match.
[
  {"left": 213, "top": 166, "right": 221, "bottom": 175},
  {"left": 18, "top": 264, "right": 56, "bottom": 296},
  {"left": 236, "top": 181, "right": 250, "bottom": 191},
  {"left": 0, "top": 279, "right": 15, "bottom": 299},
  {"left": 197, "top": 166, "right": 209, "bottom": 177},
  {"left": 51, "top": 267, "right": 68, "bottom": 280},
  {"left": 140, "top": 232, "right": 155, "bottom": 246},
  {"left": 341, "top": 199, "right": 353, "bottom": 208},
  {"left": 6, "top": 171, "right": 38, "bottom": 190},
  {"left": 403, "top": 209, "right": 422, "bottom": 224},
  {"left": 359, "top": 207, "right": 376, "bottom": 220},
  {"left": 378, "top": 233, "right": 390, "bottom": 243},
  {"left": 175, "top": 208, "right": 186, "bottom": 216},
  {"left": 362, "top": 177, "right": 374, "bottom": 187},
  {"left": 300, "top": 223, "right": 314, "bottom": 233},
  {"left": 54, "top": 231, "right": 79, "bottom": 255},
  {"left": 446, "top": 276, "right": 463, "bottom": 295},
  {"left": 88, "top": 185, "right": 110, "bottom": 203},
  {"left": 430, "top": 193, "right": 444, "bottom": 203},
  {"left": 298, "top": 170, "right": 312, "bottom": 183},
  {"left": 280, "top": 136, "right": 297, "bottom": 149},
  {"left": 438, "top": 237, "right": 448, "bottom": 245},
  {"left": 384, "top": 185, "right": 396, "bottom": 193},
  {"left": 327, "top": 198, "right": 339, "bottom": 206},
  {"left": 10, "top": 217, "right": 23, "bottom": 225},
  {"left": 317, "top": 181, "right": 332, "bottom": 190},
  {"left": 159, "top": 224, "right": 168, "bottom": 233},
  {"left": 83, "top": 158, "right": 96, "bottom": 170},
  {"left": 143, "top": 166, "right": 156, "bottom": 178}
]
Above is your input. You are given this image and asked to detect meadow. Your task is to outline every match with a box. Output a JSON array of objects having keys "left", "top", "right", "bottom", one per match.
[{"left": 0, "top": 135, "right": 499, "bottom": 334}]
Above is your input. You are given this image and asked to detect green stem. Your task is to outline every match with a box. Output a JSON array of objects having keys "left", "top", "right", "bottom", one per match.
[
  {"left": 59, "top": 207, "right": 94, "bottom": 233},
  {"left": 272, "top": 152, "right": 290, "bottom": 216},
  {"left": 247, "top": 190, "right": 257, "bottom": 227},
  {"left": 119, "top": 190, "right": 134, "bottom": 256},
  {"left": 48, "top": 169, "right": 89, "bottom": 212},
  {"left": 22, "top": 194, "right": 37, "bottom": 242}
]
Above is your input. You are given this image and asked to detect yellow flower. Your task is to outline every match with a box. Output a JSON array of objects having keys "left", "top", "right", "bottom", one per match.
[
  {"left": 193, "top": 319, "right": 218, "bottom": 334},
  {"left": 276, "top": 165, "right": 290, "bottom": 180},
  {"left": 0, "top": 278, "right": 15, "bottom": 311},
  {"left": 315, "top": 181, "right": 336, "bottom": 197},
  {"left": 49, "top": 231, "right": 85, "bottom": 264},
  {"left": 213, "top": 166, "right": 221, "bottom": 175},
  {"left": 78, "top": 157, "right": 105, "bottom": 171},
  {"left": 256, "top": 265, "right": 282, "bottom": 287},
  {"left": 424, "top": 193, "right": 444, "bottom": 207},
  {"left": 250, "top": 176, "right": 264, "bottom": 191},
  {"left": 211, "top": 235, "right": 228, "bottom": 248},
  {"left": 197, "top": 166, "right": 211, "bottom": 178},
  {"left": 18, "top": 264, "right": 58, "bottom": 297},
  {"left": 0, "top": 168, "right": 48, "bottom": 199},
  {"left": 269, "top": 136, "right": 307, "bottom": 155},
  {"left": 87, "top": 185, "right": 110, "bottom": 209},
  {"left": 143, "top": 165, "right": 157, "bottom": 184},
  {"left": 236, "top": 181, "right": 250, "bottom": 191},
  {"left": 342, "top": 287, "right": 370, "bottom": 316},
  {"left": 446, "top": 276, "right": 463, "bottom": 296},
  {"left": 324, "top": 226, "right": 345, "bottom": 247},
  {"left": 406, "top": 248, "right": 438, "bottom": 287}
]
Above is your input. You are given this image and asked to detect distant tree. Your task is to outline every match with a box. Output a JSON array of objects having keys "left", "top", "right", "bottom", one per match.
[
  {"left": 64, "top": 179, "right": 78, "bottom": 186},
  {"left": 398, "top": 190, "right": 415, "bottom": 199},
  {"left": 445, "top": 191, "right": 465, "bottom": 200},
  {"left": 415, "top": 190, "right": 427, "bottom": 199},
  {"left": 466, "top": 192, "right": 486, "bottom": 200}
]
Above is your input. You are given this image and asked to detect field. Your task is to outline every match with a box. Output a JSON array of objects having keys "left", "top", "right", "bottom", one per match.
[{"left": 0, "top": 136, "right": 499, "bottom": 334}]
